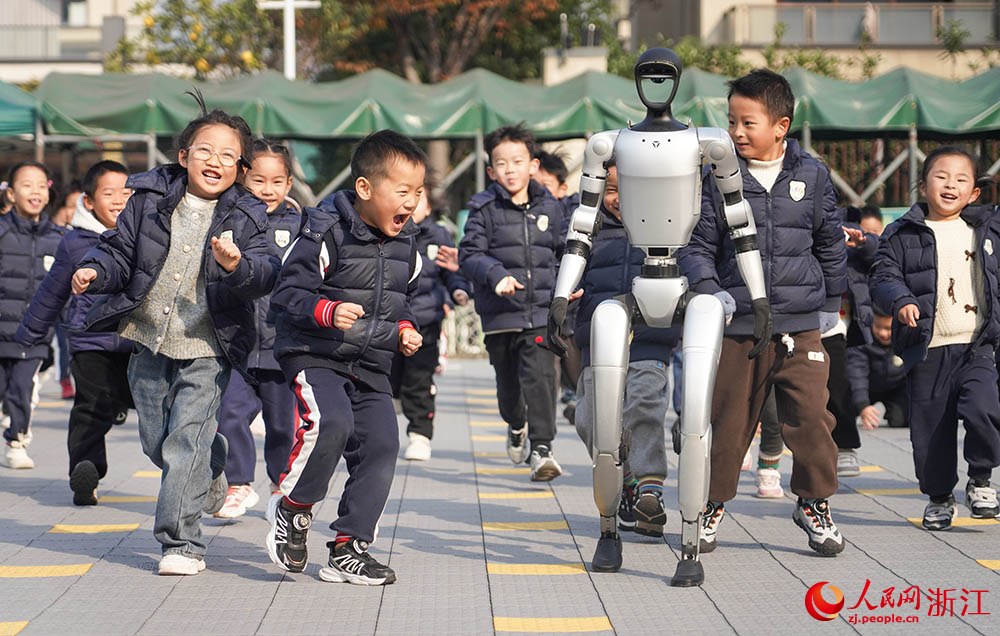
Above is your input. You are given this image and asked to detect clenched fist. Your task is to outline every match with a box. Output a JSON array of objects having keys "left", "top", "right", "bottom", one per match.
[
  {"left": 211, "top": 236, "right": 241, "bottom": 272},
  {"left": 333, "top": 302, "right": 365, "bottom": 330},
  {"left": 72, "top": 268, "right": 98, "bottom": 295},
  {"left": 399, "top": 327, "right": 422, "bottom": 356}
]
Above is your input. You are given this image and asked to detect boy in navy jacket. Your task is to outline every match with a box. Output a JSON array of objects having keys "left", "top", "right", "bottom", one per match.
[
  {"left": 16, "top": 161, "right": 133, "bottom": 500},
  {"left": 677, "top": 69, "right": 847, "bottom": 556},
  {"left": 846, "top": 310, "right": 907, "bottom": 430},
  {"left": 458, "top": 124, "right": 565, "bottom": 481},
  {"left": 392, "top": 190, "right": 469, "bottom": 461},
  {"left": 267, "top": 130, "right": 424, "bottom": 586}
]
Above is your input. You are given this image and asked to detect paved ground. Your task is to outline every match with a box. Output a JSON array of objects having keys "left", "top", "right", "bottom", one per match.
[{"left": 1, "top": 358, "right": 998, "bottom": 636}]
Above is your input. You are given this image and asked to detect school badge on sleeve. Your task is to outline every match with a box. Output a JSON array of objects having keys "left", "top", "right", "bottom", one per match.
[
  {"left": 274, "top": 229, "right": 290, "bottom": 248},
  {"left": 985, "top": 239, "right": 994, "bottom": 256},
  {"left": 536, "top": 214, "right": 550, "bottom": 232},
  {"left": 43, "top": 255, "right": 55, "bottom": 271},
  {"left": 426, "top": 244, "right": 439, "bottom": 260},
  {"left": 789, "top": 180, "right": 806, "bottom": 202},
  {"left": 219, "top": 230, "right": 234, "bottom": 242}
]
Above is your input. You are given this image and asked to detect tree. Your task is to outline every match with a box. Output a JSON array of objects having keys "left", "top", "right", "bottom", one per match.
[{"left": 936, "top": 18, "right": 971, "bottom": 79}]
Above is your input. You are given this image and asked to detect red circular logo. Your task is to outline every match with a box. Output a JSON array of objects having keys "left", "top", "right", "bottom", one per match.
[{"left": 805, "top": 582, "right": 844, "bottom": 621}]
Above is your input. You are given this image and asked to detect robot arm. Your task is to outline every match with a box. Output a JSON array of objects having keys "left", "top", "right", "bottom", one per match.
[
  {"left": 548, "top": 130, "right": 619, "bottom": 356},
  {"left": 698, "top": 129, "right": 772, "bottom": 358}
]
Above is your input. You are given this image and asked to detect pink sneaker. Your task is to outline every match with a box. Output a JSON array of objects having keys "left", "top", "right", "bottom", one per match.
[
  {"left": 755, "top": 468, "right": 784, "bottom": 498},
  {"left": 741, "top": 448, "right": 752, "bottom": 472},
  {"left": 214, "top": 484, "right": 259, "bottom": 518}
]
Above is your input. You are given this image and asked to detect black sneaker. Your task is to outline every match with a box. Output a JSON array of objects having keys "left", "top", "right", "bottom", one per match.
[
  {"left": 633, "top": 491, "right": 666, "bottom": 537},
  {"left": 70, "top": 460, "right": 99, "bottom": 506},
  {"left": 922, "top": 495, "right": 957, "bottom": 531},
  {"left": 617, "top": 484, "right": 637, "bottom": 532},
  {"left": 965, "top": 480, "right": 999, "bottom": 519},
  {"left": 320, "top": 538, "right": 396, "bottom": 585},
  {"left": 265, "top": 494, "right": 311, "bottom": 572},
  {"left": 793, "top": 497, "right": 844, "bottom": 555}
]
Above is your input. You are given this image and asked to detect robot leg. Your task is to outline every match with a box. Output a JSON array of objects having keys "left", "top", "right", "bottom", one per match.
[
  {"left": 672, "top": 293, "right": 724, "bottom": 587},
  {"left": 588, "top": 298, "right": 631, "bottom": 572}
]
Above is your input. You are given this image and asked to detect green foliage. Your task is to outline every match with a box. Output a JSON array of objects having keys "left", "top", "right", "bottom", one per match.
[
  {"left": 936, "top": 19, "right": 971, "bottom": 57},
  {"left": 104, "top": 37, "right": 140, "bottom": 73},
  {"left": 607, "top": 35, "right": 750, "bottom": 80}
]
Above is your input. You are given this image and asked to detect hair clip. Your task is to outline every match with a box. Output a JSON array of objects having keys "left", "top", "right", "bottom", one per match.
[
  {"left": 47, "top": 180, "right": 53, "bottom": 187},
  {"left": 0, "top": 181, "right": 7, "bottom": 191}
]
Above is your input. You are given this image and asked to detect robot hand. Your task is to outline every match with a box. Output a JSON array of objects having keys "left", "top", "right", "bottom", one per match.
[
  {"left": 547, "top": 296, "right": 570, "bottom": 358},
  {"left": 748, "top": 298, "right": 772, "bottom": 359}
]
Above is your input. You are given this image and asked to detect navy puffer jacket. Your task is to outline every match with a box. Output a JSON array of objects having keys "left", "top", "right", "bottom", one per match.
[
  {"left": 844, "top": 220, "right": 878, "bottom": 346},
  {"left": 870, "top": 203, "right": 1000, "bottom": 371},
  {"left": 248, "top": 203, "right": 303, "bottom": 370},
  {"left": 272, "top": 190, "right": 418, "bottom": 393},
  {"left": 410, "top": 217, "right": 470, "bottom": 329},
  {"left": 846, "top": 342, "right": 907, "bottom": 410},
  {"left": 678, "top": 138, "right": 847, "bottom": 336},
  {"left": 78, "top": 164, "right": 280, "bottom": 374},
  {"left": 17, "top": 205, "right": 131, "bottom": 355},
  {"left": 459, "top": 180, "right": 564, "bottom": 333},
  {"left": 0, "top": 211, "right": 66, "bottom": 359},
  {"left": 574, "top": 208, "right": 679, "bottom": 367}
]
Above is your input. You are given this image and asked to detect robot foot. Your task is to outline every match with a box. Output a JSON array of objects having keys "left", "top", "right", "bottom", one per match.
[
  {"left": 591, "top": 532, "right": 623, "bottom": 573},
  {"left": 670, "top": 558, "right": 705, "bottom": 587}
]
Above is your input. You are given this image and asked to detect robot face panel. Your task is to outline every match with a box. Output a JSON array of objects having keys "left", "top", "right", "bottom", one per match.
[{"left": 614, "top": 127, "right": 702, "bottom": 249}]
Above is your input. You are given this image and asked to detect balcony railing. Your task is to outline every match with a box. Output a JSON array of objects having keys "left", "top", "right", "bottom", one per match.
[
  {"left": 726, "top": 2, "right": 997, "bottom": 46},
  {"left": 0, "top": 25, "right": 103, "bottom": 61}
]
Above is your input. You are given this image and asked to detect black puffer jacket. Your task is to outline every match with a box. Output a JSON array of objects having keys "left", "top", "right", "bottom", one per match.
[
  {"left": 248, "top": 203, "right": 303, "bottom": 370},
  {"left": 409, "top": 217, "right": 470, "bottom": 329},
  {"left": 458, "top": 180, "right": 564, "bottom": 333},
  {"left": 272, "top": 190, "right": 418, "bottom": 393},
  {"left": 78, "top": 164, "right": 280, "bottom": 373},
  {"left": 0, "top": 211, "right": 66, "bottom": 359}
]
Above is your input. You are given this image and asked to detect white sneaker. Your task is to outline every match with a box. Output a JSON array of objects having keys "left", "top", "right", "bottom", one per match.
[
  {"left": 403, "top": 432, "right": 431, "bottom": 461},
  {"left": 2, "top": 441, "right": 34, "bottom": 469},
  {"left": 507, "top": 423, "right": 528, "bottom": 464},
  {"left": 755, "top": 468, "right": 784, "bottom": 498},
  {"left": 158, "top": 554, "right": 206, "bottom": 575},
  {"left": 214, "top": 484, "right": 260, "bottom": 518},
  {"left": 528, "top": 445, "right": 562, "bottom": 481},
  {"left": 793, "top": 498, "right": 844, "bottom": 555},
  {"left": 837, "top": 449, "right": 860, "bottom": 477},
  {"left": 741, "top": 448, "right": 752, "bottom": 472},
  {"left": 965, "top": 480, "right": 999, "bottom": 519}
]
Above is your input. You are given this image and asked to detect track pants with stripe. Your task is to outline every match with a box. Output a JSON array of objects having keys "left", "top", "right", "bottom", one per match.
[{"left": 280, "top": 368, "right": 398, "bottom": 542}]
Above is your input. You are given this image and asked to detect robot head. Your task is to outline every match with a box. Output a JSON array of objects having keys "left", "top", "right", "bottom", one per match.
[{"left": 632, "top": 48, "right": 686, "bottom": 132}]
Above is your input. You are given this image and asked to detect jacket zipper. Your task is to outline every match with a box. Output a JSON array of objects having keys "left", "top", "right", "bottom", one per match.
[
  {"left": 522, "top": 206, "right": 534, "bottom": 329},
  {"left": 357, "top": 240, "right": 385, "bottom": 359}
]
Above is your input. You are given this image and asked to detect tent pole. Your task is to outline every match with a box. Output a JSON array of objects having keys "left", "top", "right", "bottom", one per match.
[
  {"left": 34, "top": 113, "right": 44, "bottom": 162},
  {"left": 435, "top": 151, "right": 476, "bottom": 196},
  {"left": 987, "top": 155, "right": 1000, "bottom": 177},
  {"left": 475, "top": 129, "right": 485, "bottom": 193},
  {"left": 908, "top": 126, "right": 919, "bottom": 206},
  {"left": 314, "top": 164, "right": 352, "bottom": 202},
  {"left": 858, "top": 147, "right": 910, "bottom": 203},
  {"left": 801, "top": 121, "right": 812, "bottom": 155},
  {"left": 147, "top": 134, "right": 156, "bottom": 171}
]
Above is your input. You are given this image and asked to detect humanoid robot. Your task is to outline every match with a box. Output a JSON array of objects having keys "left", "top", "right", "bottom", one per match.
[{"left": 547, "top": 48, "right": 772, "bottom": 587}]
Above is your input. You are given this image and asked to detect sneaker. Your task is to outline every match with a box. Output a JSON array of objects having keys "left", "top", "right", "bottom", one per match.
[
  {"left": 202, "top": 472, "right": 228, "bottom": 515},
  {"left": 755, "top": 468, "right": 784, "bottom": 499},
  {"left": 633, "top": 491, "right": 666, "bottom": 537},
  {"left": 837, "top": 449, "right": 860, "bottom": 477},
  {"left": 265, "top": 494, "right": 312, "bottom": 573},
  {"left": 529, "top": 445, "right": 562, "bottom": 482},
  {"left": 562, "top": 402, "right": 576, "bottom": 426},
  {"left": 793, "top": 498, "right": 844, "bottom": 555},
  {"left": 617, "top": 484, "right": 637, "bottom": 532},
  {"left": 741, "top": 448, "right": 752, "bottom": 472},
  {"left": 158, "top": 553, "right": 206, "bottom": 576},
  {"left": 214, "top": 484, "right": 260, "bottom": 519},
  {"left": 70, "top": 460, "right": 99, "bottom": 506},
  {"left": 922, "top": 495, "right": 958, "bottom": 530},
  {"left": 507, "top": 423, "right": 528, "bottom": 464},
  {"left": 60, "top": 378, "right": 75, "bottom": 400},
  {"left": 2, "top": 440, "right": 34, "bottom": 469},
  {"left": 699, "top": 501, "right": 725, "bottom": 553},
  {"left": 113, "top": 409, "right": 127, "bottom": 426},
  {"left": 965, "top": 480, "right": 999, "bottom": 519},
  {"left": 270, "top": 482, "right": 282, "bottom": 496},
  {"left": 320, "top": 538, "right": 396, "bottom": 585},
  {"left": 403, "top": 432, "right": 431, "bottom": 461}
]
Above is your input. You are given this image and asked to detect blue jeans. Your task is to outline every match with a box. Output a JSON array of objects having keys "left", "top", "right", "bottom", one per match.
[{"left": 128, "top": 346, "right": 230, "bottom": 558}]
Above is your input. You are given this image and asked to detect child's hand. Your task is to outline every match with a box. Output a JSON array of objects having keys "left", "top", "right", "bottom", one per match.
[
  {"left": 897, "top": 304, "right": 920, "bottom": 327},
  {"left": 72, "top": 268, "right": 97, "bottom": 295},
  {"left": 495, "top": 276, "right": 524, "bottom": 296},
  {"left": 844, "top": 226, "right": 866, "bottom": 247},
  {"left": 211, "top": 236, "right": 241, "bottom": 272},
  {"left": 452, "top": 289, "right": 469, "bottom": 306},
  {"left": 569, "top": 288, "right": 584, "bottom": 301},
  {"left": 859, "top": 405, "right": 881, "bottom": 430},
  {"left": 333, "top": 302, "right": 365, "bottom": 330},
  {"left": 435, "top": 245, "right": 460, "bottom": 272},
  {"left": 399, "top": 327, "right": 422, "bottom": 356}
]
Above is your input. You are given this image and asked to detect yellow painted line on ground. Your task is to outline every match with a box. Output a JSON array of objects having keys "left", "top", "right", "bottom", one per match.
[
  {"left": 0, "top": 564, "right": 92, "bottom": 578},
  {"left": 99, "top": 495, "right": 157, "bottom": 503},
  {"left": 49, "top": 523, "right": 140, "bottom": 534},
  {"left": 133, "top": 470, "right": 162, "bottom": 478},
  {"left": 0, "top": 622, "right": 28, "bottom": 636},
  {"left": 466, "top": 397, "right": 497, "bottom": 405},
  {"left": 859, "top": 465, "right": 884, "bottom": 473},
  {"left": 471, "top": 435, "right": 506, "bottom": 442},
  {"left": 37, "top": 401, "right": 70, "bottom": 408},
  {"left": 494, "top": 617, "right": 612, "bottom": 633},
  {"left": 977, "top": 559, "right": 1000, "bottom": 570},
  {"left": 479, "top": 491, "right": 554, "bottom": 500},
  {"left": 476, "top": 467, "right": 530, "bottom": 475},
  {"left": 465, "top": 388, "right": 496, "bottom": 396},
  {"left": 857, "top": 488, "right": 922, "bottom": 496},
  {"left": 483, "top": 521, "right": 569, "bottom": 531},
  {"left": 907, "top": 517, "right": 999, "bottom": 528},
  {"left": 488, "top": 562, "right": 586, "bottom": 575},
  {"left": 470, "top": 420, "right": 506, "bottom": 428},
  {"left": 475, "top": 451, "right": 508, "bottom": 457},
  {"left": 470, "top": 408, "right": 501, "bottom": 414},
  {"left": 782, "top": 449, "right": 792, "bottom": 456}
]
